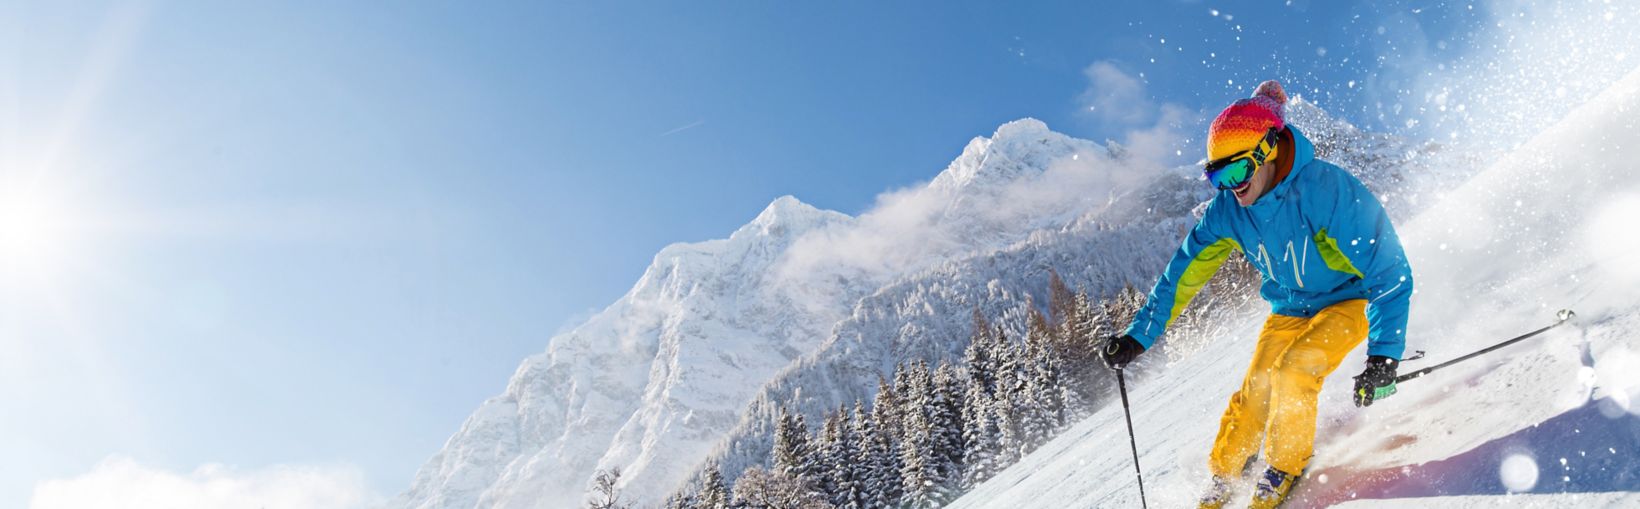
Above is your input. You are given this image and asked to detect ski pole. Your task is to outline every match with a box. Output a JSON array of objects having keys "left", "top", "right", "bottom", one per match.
[
  {"left": 1116, "top": 368, "right": 1148, "bottom": 509},
  {"left": 1395, "top": 309, "right": 1576, "bottom": 384}
]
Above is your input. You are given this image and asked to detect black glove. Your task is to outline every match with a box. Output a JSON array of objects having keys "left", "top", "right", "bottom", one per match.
[
  {"left": 1352, "top": 356, "right": 1400, "bottom": 407},
  {"left": 1101, "top": 335, "right": 1146, "bottom": 370}
]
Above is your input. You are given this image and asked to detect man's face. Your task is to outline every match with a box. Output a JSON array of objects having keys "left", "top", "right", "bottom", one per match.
[{"left": 1230, "top": 159, "right": 1277, "bottom": 207}]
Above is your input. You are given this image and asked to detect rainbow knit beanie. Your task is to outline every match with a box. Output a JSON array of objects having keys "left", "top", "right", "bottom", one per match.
[{"left": 1207, "top": 80, "right": 1288, "bottom": 161}]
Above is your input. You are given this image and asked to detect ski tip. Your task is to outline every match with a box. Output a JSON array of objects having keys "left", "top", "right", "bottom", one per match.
[{"left": 1557, "top": 309, "right": 1577, "bottom": 322}]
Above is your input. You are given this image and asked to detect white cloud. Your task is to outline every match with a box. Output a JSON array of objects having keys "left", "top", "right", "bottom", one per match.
[
  {"left": 30, "top": 456, "right": 381, "bottom": 509},
  {"left": 1120, "top": 103, "right": 1197, "bottom": 164},
  {"left": 1077, "top": 60, "right": 1201, "bottom": 164},
  {"left": 1078, "top": 61, "right": 1153, "bottom": 127}
]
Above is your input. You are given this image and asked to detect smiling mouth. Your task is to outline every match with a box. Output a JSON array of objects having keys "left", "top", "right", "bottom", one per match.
[{"left": 1232, "top": 182, "right": 1253, "bottom": 199}]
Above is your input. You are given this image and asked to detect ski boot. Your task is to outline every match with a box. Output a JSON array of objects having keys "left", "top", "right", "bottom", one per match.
[
  {"left": 1248, "top": 467, "right": 1299, "bottom": 509},
  {"left": 1196, "top": 475, "right": 1233, "bottom": 508}
]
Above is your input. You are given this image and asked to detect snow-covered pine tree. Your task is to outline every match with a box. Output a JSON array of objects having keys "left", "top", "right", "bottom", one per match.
[
  {"left": 852, "top": 400, "right": 884, "bottom": 509},
  {"left": 897, "top": 361, "right": 940, "bottom": 508},
  {"left": 698, "top": 464, "right": 729, "bottom": 509},
  {"left": 931, "top": 362, "right": 967, "bottom": 489},
  {"left": 1046, "top": 270, "right": 1076, "bottom": 331},
  {"left": 964, "top": 308, "right": 997, "bottom": 397},
  {"left": 960, "top": 381, "right": 999, "bottom": 489},
  {"left": 731, "top": 467, "right": 831, "bottom": 509},
  {"left": 1016, "top": 381, "right": 1049, "bottom": 455},
  {"left": 816, "top": 409, "right": 846, "bottom": 506},
  {"left": 831, "top": 406, "right": 866, "bottom": 508},
  {"left": 661, "top": 492, "right": 697, "bottom": 509},
  {"left": 990, "top": 327, "right": 1018, "bottom": 403},
  {"left": 813, "top": 412, "right": 836, "bottom": 500},
  {"left": 836, "top": 402, "right": 870, "bottom": 508},
  {"left": 1041, "top": 347, "right": 1069, "bottom": 432},
  {"left": 1017, "top": 309, "right": 1055, "bottom": 451},
  {"left": 771, "top": 405, "right": 798, "bottom": 473},
  {"left": 1060, "top": 289, "right": 1096, "bottom": 417},
  {"left": 867, "top": 377, "right": 904, "bottom": 506},
  {"left": 990, "top": 383, "right": 1022, "bottom": 466},
  {"left": 987, "top": 326, "right": 1028, "bottom": 464},
  {"left": 771, "top": 405, "right": 818, "bottom": 489},
  {"left": 800, "top": 412, "right": 826, "bottom": 494},
  {"left": 1054, "top": 288, "right": 1104, "bottom": 413}
]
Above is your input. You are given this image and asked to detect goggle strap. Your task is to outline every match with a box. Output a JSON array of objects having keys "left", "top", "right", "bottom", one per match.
[{"left": 1250, "top": 129, "right": 1278, "bottom": 165}]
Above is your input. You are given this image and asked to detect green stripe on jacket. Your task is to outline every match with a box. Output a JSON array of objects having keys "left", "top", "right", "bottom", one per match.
[{"left": 1167, "top": 237, "right": 1242, "bottom": 328}]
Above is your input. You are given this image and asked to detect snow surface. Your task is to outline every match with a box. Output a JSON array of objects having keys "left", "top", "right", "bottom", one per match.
[{"left": 947, "top": 68, "right": 1640, "bottom": 509}]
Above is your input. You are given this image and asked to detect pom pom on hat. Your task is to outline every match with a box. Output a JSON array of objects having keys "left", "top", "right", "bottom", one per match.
[
  {"left": 1207, "top": 80, "right": 1288, "bottom": 161},
  {"left": 1252, "top": 80, "right": 1287, "bottom": 105}
]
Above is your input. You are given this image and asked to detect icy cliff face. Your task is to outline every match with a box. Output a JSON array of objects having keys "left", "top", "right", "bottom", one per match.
[
  {"left": 395, "top": 194, "right": 854, "bottom": 509},
  {"left": 397, "top": 101, "right": 1469, "bottom": 509}
]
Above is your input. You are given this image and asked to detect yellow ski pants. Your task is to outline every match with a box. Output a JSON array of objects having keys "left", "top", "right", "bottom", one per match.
[{"left": 1209, "top": 299, "right": 1368, "bottom": 477}]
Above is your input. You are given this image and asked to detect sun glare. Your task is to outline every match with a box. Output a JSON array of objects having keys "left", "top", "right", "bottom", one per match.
[{"left": 0, "top": 180, "right": 85, "bottom": 282}]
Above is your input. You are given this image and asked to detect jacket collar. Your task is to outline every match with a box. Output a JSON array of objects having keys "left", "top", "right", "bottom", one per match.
[{"left": 1244, "top": 125, "right": 1314, "bottom": 215}]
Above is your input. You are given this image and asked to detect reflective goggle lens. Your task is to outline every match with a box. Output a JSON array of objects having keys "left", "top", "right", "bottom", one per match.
[
  {"left": 1203, "top": 128, "right": 1279, "bottom": 190},
  {"left": 1205, "top": 157, "right": 1257, "bottom": 190}
]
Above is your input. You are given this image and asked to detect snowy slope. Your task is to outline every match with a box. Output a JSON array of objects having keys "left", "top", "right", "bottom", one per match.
[{"left": 948, "top": 68, "right": 1640, "bottom": 508}]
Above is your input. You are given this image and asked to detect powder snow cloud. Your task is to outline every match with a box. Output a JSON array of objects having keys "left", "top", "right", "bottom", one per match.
[{"left": 772, "top": 61, "right": 1198, "bottom": 290}]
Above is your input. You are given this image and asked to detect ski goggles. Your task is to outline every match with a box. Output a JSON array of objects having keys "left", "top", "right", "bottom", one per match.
[{"left": 1204, "top": 128, "right": 1281, "bottom": 190}]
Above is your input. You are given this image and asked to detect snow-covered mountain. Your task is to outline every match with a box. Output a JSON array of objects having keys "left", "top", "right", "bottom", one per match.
[
  {"left": 395, "top": 118, "right": 1174, "bottom": 509},
  {"left": 395, "top": 82, "right": 1489, "bottom": 507},
  {"left": 394, "top": 194, "right": 856, "bottom": 509},
  {"left": 948, "top": 68, "right": 1640, "bottom": 508}
]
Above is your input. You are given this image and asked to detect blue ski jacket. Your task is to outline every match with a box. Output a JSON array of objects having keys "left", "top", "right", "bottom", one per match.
[{"left": 1124, "top": 125, "right": 1414, "bottom": 359}]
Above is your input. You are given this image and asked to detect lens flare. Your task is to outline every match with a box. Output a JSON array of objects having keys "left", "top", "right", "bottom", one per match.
[{"left": 1499, "top": 452, "right": 1540, "bottom": 492}]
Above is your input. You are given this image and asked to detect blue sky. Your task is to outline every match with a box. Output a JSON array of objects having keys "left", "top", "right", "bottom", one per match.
[{"left": 7, "top": 0, "right": 1630, "bottom": 505}]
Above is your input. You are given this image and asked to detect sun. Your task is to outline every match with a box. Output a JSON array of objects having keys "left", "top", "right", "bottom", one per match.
[{"left": 0, "top": 176, "right": 89, "bottom": 283}]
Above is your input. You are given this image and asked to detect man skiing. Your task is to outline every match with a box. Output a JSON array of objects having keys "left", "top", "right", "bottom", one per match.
[{"left": 1100, "top": 80, "right": 1412, "bottom": 509}]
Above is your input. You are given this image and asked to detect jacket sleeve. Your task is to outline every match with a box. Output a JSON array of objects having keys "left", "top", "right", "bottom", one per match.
[
  {"left": 1315, "top": 170, "right": 1414, "bottom": 359},
  {"left": 1124, "top": 200, "right": 1240, "bottom": 348}
]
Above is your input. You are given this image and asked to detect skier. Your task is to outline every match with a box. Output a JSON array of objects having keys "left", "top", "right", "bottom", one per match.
[{"left": 1100, "top": 80, "right": 1412, "bottom": 509}]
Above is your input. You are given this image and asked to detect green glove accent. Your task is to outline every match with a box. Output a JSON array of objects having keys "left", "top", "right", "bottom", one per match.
[
  {"left": 1373, "top": 382, "right": 1397, "bottom": 400},
  {"left": 1356, "top": 382, "right": 1396, "bottom": 402},
  {"left": 1353, "top": 356, "right": 1400, "bottom": 407}
]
